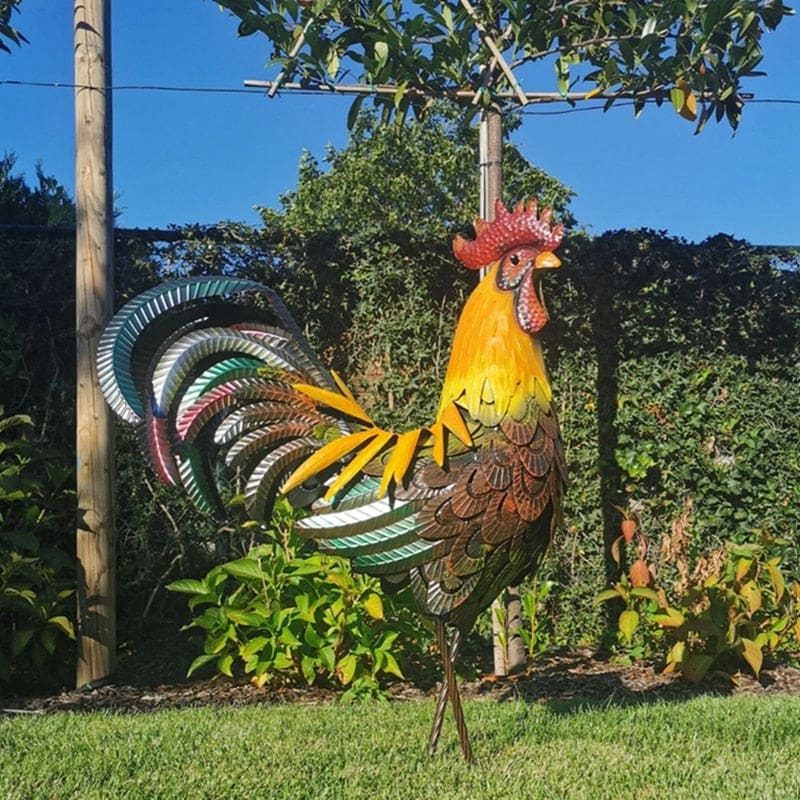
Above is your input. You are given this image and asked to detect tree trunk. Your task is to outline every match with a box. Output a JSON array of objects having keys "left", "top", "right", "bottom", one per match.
[{"left": 74, "top": 0, "right": 116, "bottom": 689}]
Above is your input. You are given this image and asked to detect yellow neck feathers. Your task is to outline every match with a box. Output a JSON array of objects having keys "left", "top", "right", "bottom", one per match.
[{"left": 437, "top": 264, "right": 552, "bottom": 427}]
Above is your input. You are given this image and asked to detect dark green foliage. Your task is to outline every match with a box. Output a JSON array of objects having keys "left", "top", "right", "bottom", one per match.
[
  {"left": 542, "top": 231, "right": 800, "bottom": 647},
  {"left": 0, "top": 156, "right": 77, "bottom": 449},
  {"left": 125, "top": 137, "right": 800, "bottom": 662},
  {"left": 0, "top": 414, "right": 75, "bottom": 689},
  {"left": 0, "top": 158, "right": 219, "bottom": 664}
]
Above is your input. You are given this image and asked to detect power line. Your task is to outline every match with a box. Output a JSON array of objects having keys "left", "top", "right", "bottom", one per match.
[
  {"left": 521, "top": 97, "right": 800, "bottom": 116},
  {"left": 0, "top": 79, "right": 264, "bottom": 95},
  {"left": 2, "top": 79, "right": 800, "bottom": 113}
]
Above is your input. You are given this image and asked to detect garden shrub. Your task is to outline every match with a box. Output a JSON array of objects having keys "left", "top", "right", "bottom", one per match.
[
  {"left": 168, "top": 501, "right": 432, "bottom": 699},
  {"left": 597, "top": 505, "right": 800, "bottom": 681}
]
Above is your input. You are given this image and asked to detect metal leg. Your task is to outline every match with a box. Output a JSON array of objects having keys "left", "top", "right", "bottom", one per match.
[
  {"left": 428, "top": 651, "right": 450, "bottom": 756},
  {"left": 428, "top": 620, "right": 473, "bottom": 762}
]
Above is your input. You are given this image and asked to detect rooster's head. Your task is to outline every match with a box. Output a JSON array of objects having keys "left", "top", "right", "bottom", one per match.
[{"left": 453, "top": 198, "right": 563, "bottom": 334}]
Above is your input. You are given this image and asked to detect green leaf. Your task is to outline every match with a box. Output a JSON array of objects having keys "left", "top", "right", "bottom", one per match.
[
  {"left": 653, "top": 608, "right": 686, "bottom": 628},
  {"left": 279, "top": 627, "right": 302, "bottom": 647},
  {"left": 47, "top": 615, "right": 75, "bottom": 639},
  {"left": 0, "top": 414, "right": 32, "bottom": 434},
  {"left": 167, "top": 578, "right": 211, "bottom": 595},
  {"left": 226, "top": 609, "right": 268, "bottom": 627},
  {"left": 374, "top": 40, "right": 388, "bottom": 68},
  {"left": 379, "top": 650, "right": 404, "bottom": 680},
  {"left": 207, "top": 627, "right": 234, "bottom": 654},
  {"left": 618, "top": 609, "right": 640, "bottom": 641},
  {"left": 594, "top": 587, "right": 624, "bottom": 605},
  {"left": 239, "top": 636, "right": 269, "bottom": 659},
  {"left": 11, "top": 627, "right": 35, "bottom": 657},
  {"left": 187, "top": 653, "right": 217, "bottom": 677},
  {"left": 681, "top": 653, "right": 715, "bottom": 683},
  {"left": 300, "top": 654, "right": 317, "bottom": 684},
  {"left": 441, "top": 5, "right": 453, "bottom": 33},
  {"left": 740, "top": 637, "right": 763, "bottom": 676},
  {"left": 666, "top": 639, "right": 686, "bottom": 667},
  {"left": 740, "top": 580, "right": 762, "bottom": 614},
  {"left": 39, "top": 626, "right": 57, "bottom": 655},
  {"left": 393, "top": 81, "right": 407, "bottom": 110},
  {"left": 346, "top": 95, "right": 365, "bottom": 130},
  {"left": 336, "top": 652, "right": 358, "bottom": 685},
  {"left": 222, "top": 558, "right": 264, "bottom": 582},
  {"left": 217, "top": 654, "right": 234, "bottom": 677},
  {"left": 274, "top": 651, "right": 294, "bottom": 671},
  {"left": 630, "top": 587, "right": 660, "bottom": 603},
  {"left": 766, "top": 561, "right": 786, "bottom": 601},
  {"left": 325, "top": 47, "right": 340, "bottom": 79},
  {"left": 362, "top": 593, "right": 384, "bottom": 620},
  {"left": 303, "top": 623, "right": 325, "bottom": 649},
  {"left": 287, "top": 561, "right": 326, "bottom": 577}
]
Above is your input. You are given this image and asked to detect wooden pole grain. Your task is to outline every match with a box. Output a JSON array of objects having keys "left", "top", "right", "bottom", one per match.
[{"left": 74, "top": 0, "right": 115, "bottom": 689}]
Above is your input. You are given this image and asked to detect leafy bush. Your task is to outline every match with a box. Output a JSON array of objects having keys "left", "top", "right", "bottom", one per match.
[
  {"left": 656, "top": 538, "right": 800, "bottom": 681},
  {"left": 168, "top": 501, "right": 431, "bottom": 699},
  {"left": 0, "top": 414, "right": 75, "bottom": 688},
  {"left": 597, "top": 506, "right": 800, "bottom": 681}
]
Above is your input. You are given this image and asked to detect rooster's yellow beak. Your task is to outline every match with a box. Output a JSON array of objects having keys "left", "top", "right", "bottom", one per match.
[{"left": 534, "top": 251, "right": 561, "bottom": 270}]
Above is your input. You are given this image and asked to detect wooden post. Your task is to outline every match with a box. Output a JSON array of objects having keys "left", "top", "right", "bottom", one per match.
[
  {"left": 478, "top": 106, "right": 502, "bottom": 222},
  {"left": 74, "top": 0, "right": 115, "bottom": 689}
]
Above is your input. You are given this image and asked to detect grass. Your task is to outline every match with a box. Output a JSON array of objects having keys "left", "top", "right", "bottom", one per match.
[{"left": 2, "top": 694, "right": 800, "bottom": 799}]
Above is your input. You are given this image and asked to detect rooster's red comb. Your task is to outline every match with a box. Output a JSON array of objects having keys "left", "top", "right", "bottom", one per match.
[{"left": 453, "top": 198, "right": 563, "bottom": 270}]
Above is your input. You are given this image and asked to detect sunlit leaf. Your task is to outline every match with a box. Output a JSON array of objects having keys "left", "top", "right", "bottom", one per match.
[
  {"left": 363, "top": 593, "right": 384, "bottom": 620},
  {"left": 740, "top": 637, "right": 763, "bottom": 676},
  {"left": 47, "top": 615, "right": 75, "bottom": 639},
  {"left": 217, "top": 654, "right": 234, "bottom": 677},
  {"left": 336, "top": 652, "right": 358, "bottom": 685},
  {"left": 618, "top": 608, "right": 639, "bottom": 641},
  {"left": 766, "top": 561, "right": 786, "bottom": 601},
  {"left": 653, "top": 607, "right": 685, "bottom": 628},
  {"left": 187, "top": 653, "right": 216, "bottom": 677},
  {"left": 594, "top": 587, "right": 623, "bottom": 605}
]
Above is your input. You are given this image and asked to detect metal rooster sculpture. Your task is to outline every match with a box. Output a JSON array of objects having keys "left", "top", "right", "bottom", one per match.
[{"left": 98, "top": 198, "right": 566, "bottom": 761}]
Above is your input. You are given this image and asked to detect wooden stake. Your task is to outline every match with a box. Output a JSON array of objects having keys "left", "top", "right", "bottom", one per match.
[
  {"left": 74, "top": 0, "right": 116, "bottom": 689},
  {"left": 478, "top": 106, "right": 502, "bottom": 224}
]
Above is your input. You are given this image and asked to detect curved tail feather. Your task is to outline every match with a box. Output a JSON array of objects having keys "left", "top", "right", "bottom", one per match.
[{"left": 98, "top": 277, "right": 349, "bottom": 519}]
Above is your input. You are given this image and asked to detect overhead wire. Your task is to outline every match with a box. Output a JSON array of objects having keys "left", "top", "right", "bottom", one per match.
[{"left": 2, "top": 79, "right": 800, "bottom": 116}]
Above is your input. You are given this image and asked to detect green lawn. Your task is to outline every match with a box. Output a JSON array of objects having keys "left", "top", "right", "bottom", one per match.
[{"left": 2, "top": 694, "right": 799, "bottom": 799}]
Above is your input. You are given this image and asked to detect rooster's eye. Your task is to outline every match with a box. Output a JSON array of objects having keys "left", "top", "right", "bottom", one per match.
[{"left": 509, "top": 254, "right": 520, "bottom": 266}]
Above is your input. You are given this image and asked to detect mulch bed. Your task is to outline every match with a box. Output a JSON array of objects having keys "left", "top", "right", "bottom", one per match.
[{"left": 4, "top": 649, "right": 800, "bottom": 716}]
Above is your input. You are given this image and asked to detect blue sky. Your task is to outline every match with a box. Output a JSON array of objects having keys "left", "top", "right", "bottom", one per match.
[{"left": 1, "top": 1, "right": 798, "bottom": 245}]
